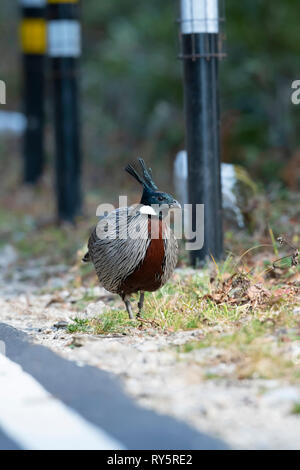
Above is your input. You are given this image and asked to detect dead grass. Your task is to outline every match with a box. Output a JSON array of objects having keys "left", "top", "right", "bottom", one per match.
[
  {"left": 1, "top": 176, "right": 300, "bottom": 382},
  {"left": 66, "top": 240, "right": 300, "bottom": 382}
]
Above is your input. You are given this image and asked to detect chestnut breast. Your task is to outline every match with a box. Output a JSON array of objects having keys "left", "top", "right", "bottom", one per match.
[{"left": 120, "top": 217, "right": 165, "bottom": 295}]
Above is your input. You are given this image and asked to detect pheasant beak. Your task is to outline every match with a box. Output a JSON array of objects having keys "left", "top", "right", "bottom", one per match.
[{"left": 169, "top": 200, "right": 181, "bottom": 210}]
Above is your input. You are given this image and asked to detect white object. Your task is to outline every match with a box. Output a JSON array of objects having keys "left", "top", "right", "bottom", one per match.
[
  {"left": 139, "top": 205, "right": 157, "bottom": 216},
  {"left": 0, "top": 353, "right": 124, "bottom": 450},
  {"left": 0, "top": 80, "right": 6, "bottom": 105},
  {"left": 48, "top": 20, "right": 81, "bottom": 58},
  {"left": 180, "top": 0, "right": 219, "bottom": 34},
  {"left": 174, "top": 150, "right": 245, "bottom": 228},
  {"left": 174, "top": 150, "right": 188, "bottom": 209},
  {"left": 221, "top": 162, "right": 244, "bottom": 228},
  {"left": 0, "top": 111, "right": 27, "bottom": 135}
]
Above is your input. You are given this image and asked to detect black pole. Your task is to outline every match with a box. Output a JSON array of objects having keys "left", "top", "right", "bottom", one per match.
[
  {"left": 20, "top": 0, "right": 46, "bottom": 184},
  {"left": 47, "top": 0, "right": 81, "bottom": 222},
  {"left": 180, "top": 0, "right": 223, "bottom": 266}
]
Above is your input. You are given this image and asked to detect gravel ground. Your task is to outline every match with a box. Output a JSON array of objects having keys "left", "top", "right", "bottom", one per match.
[{"left": 1, "top": 245, "right": 300, "bottom": 450}]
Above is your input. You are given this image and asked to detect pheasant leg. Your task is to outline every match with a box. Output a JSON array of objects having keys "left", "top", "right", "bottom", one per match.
[
  {"left": 124, "top": 295, "right": 134, "bottom": 319},
  {"left": 137, "top": 291, "right": 145, "bottom": 318}
]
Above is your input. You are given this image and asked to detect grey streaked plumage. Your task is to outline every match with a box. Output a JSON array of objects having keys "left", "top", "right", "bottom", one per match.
[
  {"left": 84, "top": 159, "right": 180, "bottom": 318},
  {"left": 87, "top": 206, "right": 178, "bottom": 296},
  {"left": 88, "top": 206, "right": 151, "bottom": 294}
]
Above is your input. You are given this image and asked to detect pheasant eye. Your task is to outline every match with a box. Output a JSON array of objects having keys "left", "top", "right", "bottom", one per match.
[{"left": 158, "top": 196, "right": 163, "bottom": 201}]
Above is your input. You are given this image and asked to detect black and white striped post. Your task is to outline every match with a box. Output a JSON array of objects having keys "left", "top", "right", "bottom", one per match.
[
  {"left": 179, "top": 0, "right": 225, "bottom": 266},
  {"left": 20, "top": 0, "right": 46, "bottom": 184},
  {"left": 47, "top": 0, "right": 81, "bottom": 222}
]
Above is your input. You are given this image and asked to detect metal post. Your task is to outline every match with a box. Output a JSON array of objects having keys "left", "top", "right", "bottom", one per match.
[
  {"left": 47, "top": 0, "right": 82, "bottom": 222},
  {"left": 180, "top": 0, "right": 224, "bottom": 266},
  {"left": 20, "top": 0, "right": 46, "bottom": 184}
]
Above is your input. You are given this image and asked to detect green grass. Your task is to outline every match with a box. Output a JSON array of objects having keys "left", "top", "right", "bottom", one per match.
[
  {"left": 67, "top": 318, "right": 92, "bottom": 334},
  {"left": 178, "top": 305, "right": 300, "bottom": 380},
  {"left": 1, "top": 188, "right": 300, "bottom": 384},
  {"left": 64, "top": 262, "right": 300, "bottom": 383},
  {"left": 68, "top": 311, "right": 136, "bottom": 335}
]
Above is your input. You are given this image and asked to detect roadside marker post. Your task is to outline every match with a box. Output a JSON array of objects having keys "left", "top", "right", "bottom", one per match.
[
  {"left": 20, "top": 0, "right": 47, "bottom": 184},
  {"left": 179, "top": 0, "right": 225, "bottom": 265},
  {"left": 47, "top": 0, "right": 82, "bottom": 222}
]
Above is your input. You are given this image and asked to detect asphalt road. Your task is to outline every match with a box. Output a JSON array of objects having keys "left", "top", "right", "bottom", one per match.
[{"left": 0, "top": 323, "right": 228, "bottom": 450}]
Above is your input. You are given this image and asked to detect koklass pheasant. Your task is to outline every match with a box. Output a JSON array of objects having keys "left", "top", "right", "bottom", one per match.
[{"left": 84, "top": 159, "right": 181, "bottom": 319}]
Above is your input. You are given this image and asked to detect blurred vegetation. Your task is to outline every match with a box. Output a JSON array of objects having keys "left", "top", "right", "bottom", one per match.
[
  {"left": 0, "top": 1, "right": 299, "bottom": 398},
  {"left": 0, "top": 0, "right": 299, "bottom": 192},
  {"left": 81, "top": 0, "right": 300, "bottom": 188}
]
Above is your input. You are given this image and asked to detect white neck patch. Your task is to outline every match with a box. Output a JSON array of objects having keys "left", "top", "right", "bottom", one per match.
[{"left": 139, "top": 205, "right": 157, "bottom": 216}]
